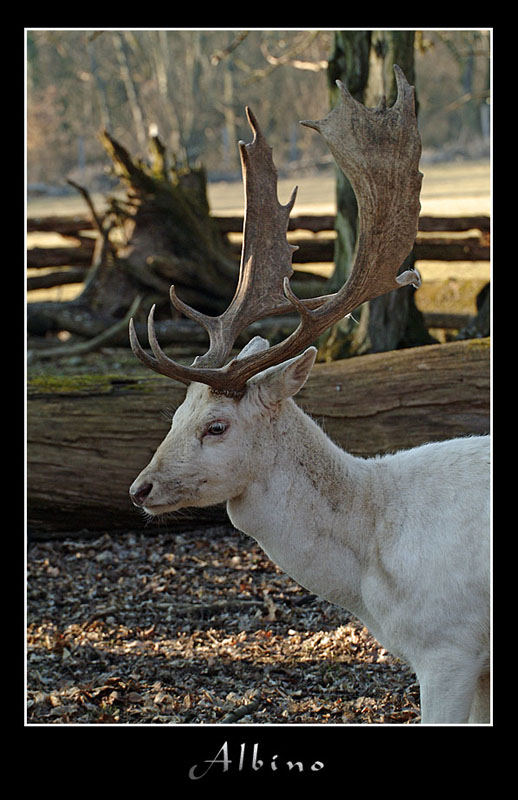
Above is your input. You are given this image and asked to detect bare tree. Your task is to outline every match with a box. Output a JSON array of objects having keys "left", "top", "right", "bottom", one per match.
[{"left": 112, "top": 32, "right": 148, "bottom": 151}]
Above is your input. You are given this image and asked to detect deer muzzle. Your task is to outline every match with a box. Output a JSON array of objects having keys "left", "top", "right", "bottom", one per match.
[{"left": 129, "top": 480, "right": 153, "bottom": 507}]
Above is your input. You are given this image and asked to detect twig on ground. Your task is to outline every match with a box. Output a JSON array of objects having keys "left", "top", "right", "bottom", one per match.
[
  {"left": 155, "top": 598, "right": 268, "bottom": 617},
  {"left": 219, "top": 696, "right": 262, "bottom": 723}
]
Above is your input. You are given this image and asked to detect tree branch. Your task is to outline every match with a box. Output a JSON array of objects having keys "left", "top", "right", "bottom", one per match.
[
  {"left": 219, "top": 697, "right": 261, "bottom": 724},
  {"left": 66, "top": 179, "right": 104, "bottom": 236},
  {"left": 210, "top": 31, "right": 249, "bottom": 65}
]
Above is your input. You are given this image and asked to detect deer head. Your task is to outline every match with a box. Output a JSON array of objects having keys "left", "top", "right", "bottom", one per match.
[
  {"left": 129, "top": 336, "right": 317, "bottom": 513},
  {"left": 129, "top": 66, "right": 422, "bottom": 514}
]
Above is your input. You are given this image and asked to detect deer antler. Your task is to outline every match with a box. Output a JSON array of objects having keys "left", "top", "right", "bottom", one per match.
[
  {"left": 130, "top": 66, "right": 422, "bottom": 397},
  {"left": 129, "top": 106, "right": 299, "bottom": 392}
]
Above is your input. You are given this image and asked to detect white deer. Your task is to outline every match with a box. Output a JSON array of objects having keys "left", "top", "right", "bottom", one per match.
[{"left": 128, "top": 68, "right": 490, "bottom": 724}]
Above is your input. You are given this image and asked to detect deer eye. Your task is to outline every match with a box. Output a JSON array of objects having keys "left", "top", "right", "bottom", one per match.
[{"left": 204, "top": 421, "right": 228, "bottom": 436}]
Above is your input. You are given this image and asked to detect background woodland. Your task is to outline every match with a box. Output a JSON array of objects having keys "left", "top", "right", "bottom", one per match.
[{"left": 27, "top": 30, "right": 490, "bottom": 191}]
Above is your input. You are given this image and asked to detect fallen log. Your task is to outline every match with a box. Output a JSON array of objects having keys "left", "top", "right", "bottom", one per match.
[
  {"left": 413, "top": 237, "right": 489, "bottom": 262},
  {"left": 27, "top": 267, "right": 88, "bottom": 291},
  {"left": 27, "top": 236, "right": 490, "bottom": 274},
  {"left": 214, "top": 213, "right": 338, "bottom": 234},
  {"left": 27, "top": 213, "right": 491, "bottom": 236},
  {"left": 421, "top": 311, "right": 472, "bottom": 330},
  {"left": 226, "top": 235, "right": 490, "bottom": 263},
  {"left": 213, "top": 213, "right": 491, "bottom": 235},
  {"left": 27, "top": 243, "right": 95, "bottom": 269},
  {"left": 27, "top": 215, "right": 94, "bottom": 235},
  {"left": 27, "top": 338, "right": 490, "bottom": 535},
  {"left": 417, "top": 214, "right": 490, "bottom": 233}
]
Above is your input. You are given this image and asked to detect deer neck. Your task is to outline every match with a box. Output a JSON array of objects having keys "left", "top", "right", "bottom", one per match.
[{"left": 227, "top": 399, "right": 380, "bottom": 618}]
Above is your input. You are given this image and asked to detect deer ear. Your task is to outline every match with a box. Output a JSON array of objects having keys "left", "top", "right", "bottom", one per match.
[
  {"left": 247, "top": 346, "right": 317, "bottom": 402},
  {"left": 235, "top": 336, "right": 270, "bottom": 361}
]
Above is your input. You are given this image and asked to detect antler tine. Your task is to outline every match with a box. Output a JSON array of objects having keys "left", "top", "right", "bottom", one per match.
[
  {"left": 129, "top": 307, "right": 192, "bottom": 385},
  {"left": 129, "top": 305, "right": 246, "bottom": 393}
]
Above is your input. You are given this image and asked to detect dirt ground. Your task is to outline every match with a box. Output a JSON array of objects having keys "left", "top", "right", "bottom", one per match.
[{"left": 27, "top": 525, "right": 420, "bottom": 725}]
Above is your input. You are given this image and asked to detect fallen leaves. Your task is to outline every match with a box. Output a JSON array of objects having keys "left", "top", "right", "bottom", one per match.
[{"left": 26, "top": 525, "right": 419, "bottom": 724}]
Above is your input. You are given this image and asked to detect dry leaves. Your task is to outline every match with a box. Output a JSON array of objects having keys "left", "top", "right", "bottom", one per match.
[{"left": 26, "top": 525, "right": 420, "bottom": 724}]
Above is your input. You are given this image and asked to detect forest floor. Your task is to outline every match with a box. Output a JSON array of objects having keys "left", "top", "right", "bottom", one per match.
[{"left": 27, "top": 525, "right": 420, "bottom": 725}]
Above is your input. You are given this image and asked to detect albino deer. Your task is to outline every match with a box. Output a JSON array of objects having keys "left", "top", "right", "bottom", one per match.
[{"left": 129, "top": 68, "right": 490, "bottom": 724}]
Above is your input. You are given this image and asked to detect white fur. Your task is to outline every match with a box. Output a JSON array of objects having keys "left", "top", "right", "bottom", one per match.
[{"left": 130, "top": 342, "right": 490, "bottom": 724}]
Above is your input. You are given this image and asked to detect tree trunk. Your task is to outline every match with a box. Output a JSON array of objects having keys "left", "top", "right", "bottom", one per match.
[
  {"left": 27, "top": 338, "right": 489, "bottom": 534},
  {"left": 325, "top": 30, "right": 436, "bottom": 358},
  {"left": 457, "top": 282, "right": 490, "bottom": 340},
  {"left": 327, "top": 30, "right": 370, "bottom": 295},
  {"left": 112, "top": 31, "right": 148, "bottom": 152}
]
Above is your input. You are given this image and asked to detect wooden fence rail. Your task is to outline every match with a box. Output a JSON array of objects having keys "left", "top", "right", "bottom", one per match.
[
  {"left": 27, "top": 213, "right": 490, "bottom": 329},
  {"left": 26, "top": 212, "right": 491, "bottom": 235},
  {"left": 27, "top": 213, "right": 490, "bottom": 267}
]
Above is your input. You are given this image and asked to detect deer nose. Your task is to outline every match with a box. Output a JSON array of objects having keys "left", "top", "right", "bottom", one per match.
[{"left": 130, "top": 481, "right": 153, "bottom": 507}]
